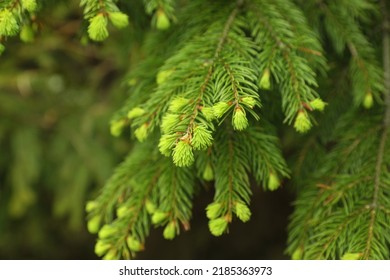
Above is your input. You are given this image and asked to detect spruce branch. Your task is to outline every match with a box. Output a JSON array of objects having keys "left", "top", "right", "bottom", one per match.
[
  {"left": 248, "top": 0, "right": 322, "bottom": 127},
  {"left": 315, "top": 0, "right": 383, "bottom": 107},
  {"left": 124, "top": 169, "right": 160, "bottom": 238},
  {"left": 183, "top": 0, "right": 243, "bottom": 138},
  {"left": 157, "top": 161, "right": 195, "bottom": 230},
  {"left": 129, "top": 0, "right": 261, "bottom": 164},
  {"left": 0, "top": 0, "right": 39, "bottom": 43},
  {"left": 81, "top": 0, "right": 389, "bottom": 260},
  {"left": 143, "top": 0, "right": 176, "bottom": 30},
  {"left": 238, "top": 124, "right": 289, "bottom": 190},
  {"left": 288, "top": 113, "right": 390, "bottom": 259},
  {"left": 110, "top": 167, "right": 161, "bottom": 259},
  {"left": 208, "top": 125, "right": 252, "bottom": 234},
  {"left": 365, "top": 0, "right": 390, "bottom": 259},
  {"left": 80, "top": 0, "right": 129, "bottom": 41}
]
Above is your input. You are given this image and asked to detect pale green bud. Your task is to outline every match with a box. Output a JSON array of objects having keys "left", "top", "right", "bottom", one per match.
[
  {"left": 98, "top": 224, "right": 117, "bottom": 239},
  {"left": 213, "top": 102, "right": 231, "bottom": 118},
  {"left": 241, "top": 97, "right": 257, "bottom": 108},
  {"left": 0, "top": 9, "right": 19, "bottom": 36},
  {"left": 126, "top": 236, "right": 143, "bottom": 252},
  {"left": 20, "top": 25, "right": 34, "bottom": 42},
  {"left": 232, "top": 107, "right": 248, "bottom": 131},
  {"left": 163, "top": 221, "right": 176, "bottom": 240},
  {"left": 202, "top": 162, "right": 214, "bottom": 181},
  {"left": 85, "top": 200, "right": 98, "bottom": 212},
  {"left": 363, "top": 92, "right": 373, "bottom": 109},
  {"left": 293, "top": 111, "right": 312, "bottom": 133},
  {"left": 110, "top": 119, "right": 126, "bottom": 137},
  {"left": 88, "top": 14, "right": 109, "bottom": 42},
  {"left": 209, "top": 217, "right": 228, "bottom": 236},
  {"left": 156, "top": 10, "right": 170, "bottom": 30},
  {"left": 292, "top": 247, "right": 303, "bottom": 260},
  {"left": 0, "top": 44, "right": 5, "bottom": 56},
  {"left": 145, "top": 200, "right": 157, "bottom": 214},
  {"left": 201, "top": 107, "right": 215, "bottom": 121},
  {"left": 158, "top": 134, "right": 177, "bottom": 156},
  {"left": 341, "top": 252, "right": 362, "bottom": 260},
  {"left": 172, "top": 140, "right": 194, "bottom": 167},
  {"left": 134, "top": 123, "right": 149, "bottom": 142},
  {"left": 191, "top": 125, "right": 213, "bottom": 150},
  {"left": 235, "top": 202, "right": 251, "bottom": 222},
  {"left": 151, "top": 211, "right": 169, "bottom": 224},
  {"left": 87, "top": 215, "right": 101, "bottom": 234},
  {"left": 116, "top": 205, "right": 128, "bottom": 218},
  {"left": 156, "top": 69, "right": 174, "bottom": 85},
  {"left": 161, "top": 113, "right": 179, "bottom": 134},
  {"left": 268, "top": 172, "right": 280, "bottom": 191},
  {"left": 127, "top": 107, "right": 145, "bottom": 119},
  {"left": 169, "top": 97, "right": 189, "bottom": 112},
  {"left": 94, "top": 240, "right": 111, "bottom": 256},
  {"left": 22, "top": 0, "right": 37, "bottom": 12},
  {"left": 108, "top": 12, "right": 129, "bottom": 29},
  {"left": 309, "top": 98, "right": 327, "bottom": 111},
  {"left": 259, "top": 68, "right": 271, "bottom": 90},
  {"left": 103, "top": 248, "right": 118, "bottom": 260},
  {"left": 206, "top": 202, "right": 222, "bottom": 220}
]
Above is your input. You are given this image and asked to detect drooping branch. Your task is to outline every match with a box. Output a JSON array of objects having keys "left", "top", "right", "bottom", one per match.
[{"left": 364, "top": 0, "right": 390, "bottom": 259}]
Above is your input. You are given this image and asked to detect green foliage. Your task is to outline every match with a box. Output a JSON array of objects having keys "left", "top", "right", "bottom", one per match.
[
  {"left": 0, "top": 9, "right": 19, "bottom": 36},
  {"left": 294, "top": 111, "right": 312, "bottom": 133},
  {"left": 83, "top": 0, "right": 389, "bottom": 259},
  {"left": 0, "top": 0, "right": 132, "bottom": 258},
  {"left": 2, "top": 0, "right": 390, "bottom": 260},
  {"left": 22, "top": 0, "right": 38, "bottom": 13},
  {"left": 288, "top": 112, "right": 390, "bottom": 260},
  {"left": 144, "top": 0, "right": 175, "bottom": 30},
  {"left": 80, "top": 0, "right": 129, "bottom": 41},
  {"left": 285, "top": 0, "right": 390, "bottom": 260},
  {"left": 108, "top": 12, "right": 129, "bottom": 29},
  {"left": 88, "top": 14, "right": 109, "bottom": 41},
  {"left": 0, "top": 0, "right": 40, "bottom": 48}
]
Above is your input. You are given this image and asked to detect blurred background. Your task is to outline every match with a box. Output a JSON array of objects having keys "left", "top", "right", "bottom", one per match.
[{"left": 0, "top": 0, "right": 292, "bottom": 259}]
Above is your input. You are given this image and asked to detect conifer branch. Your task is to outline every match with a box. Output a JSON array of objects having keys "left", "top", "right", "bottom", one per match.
[
  {"left": 0, "top": 0, "right": 38, "bottom": 44},
  {"left": 80, "top": 0, "right": 389, "bottom": 259},
  {"left": 238, "top": 125, "right": 289, "bottom": 189},
  {"left": 365, "top": 0, "right": 390, "bottom": 259},
  {"left": 317, "top": 207, "right": 367, "bottom": 260},
  {"left": 111, "top": 168, "right": 161, "bottom": 259},
  {"left": 248, "top": 0, "right": 321, "bottom": 126},
  {"left": 222, "top": 62, "right": 240, "bottom": 106},
  {"left": 125, "top": 169, "right": 160, "bottom": 237},
  {"left": 226, "top": 131, "right": 235, "bottom": 220},
  {"left": 88, "top": 142, "right": 159, "bottom": 221},
  {"left": 215, "top": 0, "right": 243, "bottom": 58},
  {"left": 184, "top": 0, "right": 242, "bottom": 136},
  {"left": 315, "top": 0, "right": 383, "bottom": 107}
]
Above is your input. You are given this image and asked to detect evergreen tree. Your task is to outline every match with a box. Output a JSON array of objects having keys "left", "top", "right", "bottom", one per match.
[{"left": 1, "top": 0, "right": 389, "bottom": 260}]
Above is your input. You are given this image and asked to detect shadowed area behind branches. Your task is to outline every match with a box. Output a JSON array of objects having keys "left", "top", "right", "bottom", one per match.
[
  {"left": 138, "top": 186, "right": 293, "bottom": 260},
  {"left": 0, "top": 183, "right": 293, "bottom": 259}
]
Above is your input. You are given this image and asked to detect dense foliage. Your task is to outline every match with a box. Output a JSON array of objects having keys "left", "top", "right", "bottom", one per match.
[{"left": 1, "top": 0, "right": 389, "bottom": 260}]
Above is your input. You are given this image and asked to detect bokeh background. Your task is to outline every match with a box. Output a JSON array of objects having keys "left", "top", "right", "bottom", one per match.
[{"left": 0, "top": 0, "right": 293, "bottom": 259}]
